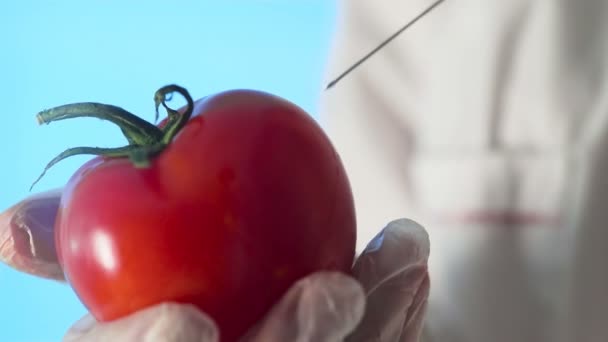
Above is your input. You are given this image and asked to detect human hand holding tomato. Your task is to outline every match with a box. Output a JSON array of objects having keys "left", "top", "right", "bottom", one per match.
[
  {"left": 1, "top": 86, "right": 430, "bottom": 341},
  {"left": 1, "top": 191, "right": 429, "bottom": 341}
]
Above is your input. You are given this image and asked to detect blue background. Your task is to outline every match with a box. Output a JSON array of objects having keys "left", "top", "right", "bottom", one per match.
[{"left": 0, "top": 1, "right": 337, "bottom": 340}]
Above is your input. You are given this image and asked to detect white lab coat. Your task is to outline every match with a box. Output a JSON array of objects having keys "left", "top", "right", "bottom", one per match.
[{"left": 320, "top": 1, "right": 608, "bottom": 341}]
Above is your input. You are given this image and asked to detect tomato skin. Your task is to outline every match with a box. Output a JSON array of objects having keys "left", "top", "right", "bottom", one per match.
[{"left": 55, "top": 90, "right": 356, "bottom": 341}]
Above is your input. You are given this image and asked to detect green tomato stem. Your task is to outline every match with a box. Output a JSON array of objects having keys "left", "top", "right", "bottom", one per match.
[
  {"left": 37, "top": 103, "right": 164, "bottom": 146},
  {"left": 154, "top": 84, "right": 195, "bottom": 145},
  {"left": 30, "top": 84, "right": 195, "bottom": 191}
]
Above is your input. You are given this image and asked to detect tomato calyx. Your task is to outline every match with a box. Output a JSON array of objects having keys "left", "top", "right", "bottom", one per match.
[{"left": 30, "top": 84, "right": 194, "bottom": 190}]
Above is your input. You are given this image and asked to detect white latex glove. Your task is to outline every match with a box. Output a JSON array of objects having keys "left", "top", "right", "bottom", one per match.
[{"left": 1, "top": 191, "right": 430, "bottom": 342}]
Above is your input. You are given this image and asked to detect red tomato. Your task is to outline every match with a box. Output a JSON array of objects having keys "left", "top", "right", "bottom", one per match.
[{"left": 53, "top": 89, "right": 356, "bottom": 341}]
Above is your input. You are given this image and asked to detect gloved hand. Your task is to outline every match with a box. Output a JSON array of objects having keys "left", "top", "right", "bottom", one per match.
[{"left": 1, "top": 190, "right": 430, "bottom": 341}]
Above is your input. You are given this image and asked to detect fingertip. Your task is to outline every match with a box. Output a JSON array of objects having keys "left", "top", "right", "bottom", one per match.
[
  {"left": 361, "top": 218, "right": 430, "bottom": 263},
  {"left": 0, "top": 188, "right": 65, "bottom": 281},
  {"left": 385, "top": 218, "right": 430, "bottom": 258},
  {"left": 67, "top": 314, "right": 96, "bottom": 336},
  {"left": 145, "top": 303, "right": 219, "bottom": 342},
  {"left": 64, "top": 303, "right": 219, "bottom": 342},
  {"left": 353, "top": 219, "right": 431, "bottom": 294}
]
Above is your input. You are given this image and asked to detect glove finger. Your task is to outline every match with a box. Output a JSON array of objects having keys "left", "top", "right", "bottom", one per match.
[
  {"left": 245, "top": 272, "right": 366, "bottom": 342},
  {"left": 63, "top": 303, "right": 219, "bottom": 342},
  {"left": 347, "top": 219, "right": 430, "bottom": 342},
  {"left": 354, "top": 219, "right": 430, "bottom": 291},
  {"left": 0, "top": 188, "right": 64, "bottom": 281}
]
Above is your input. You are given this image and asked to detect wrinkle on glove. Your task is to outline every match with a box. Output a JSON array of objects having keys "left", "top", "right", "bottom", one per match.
[
  {"left": 347, "top": 219, "right": 430, "bottom": 342},
  {"left": 0, "top": 188, "right": 64, "bottom": 281}
]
